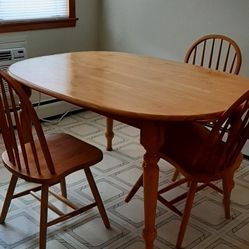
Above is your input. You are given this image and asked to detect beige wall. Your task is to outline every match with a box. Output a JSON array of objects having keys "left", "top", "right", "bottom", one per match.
[
  {"left": 99, "top": 0, "right": 249, "bottom": 77},
  {"left": 0, "top": 0, "right": 99, "bottom": 57}
]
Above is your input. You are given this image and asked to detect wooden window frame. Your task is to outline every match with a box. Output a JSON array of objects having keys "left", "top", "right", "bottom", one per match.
[{"left": 0, "top": 0, "right": 77, "bottom": 33}]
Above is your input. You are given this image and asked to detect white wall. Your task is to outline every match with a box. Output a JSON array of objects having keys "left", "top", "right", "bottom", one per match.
[
  {"left": 0, "top": 0, "right": 99, "bottom": 58},
  {"left": 100, "top": 0, "right": 249, "bottom": 77}
]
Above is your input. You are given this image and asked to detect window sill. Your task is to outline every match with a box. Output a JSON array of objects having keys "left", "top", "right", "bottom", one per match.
[{"left": 0, "top": 18, "right": 77, "bottom": 33}]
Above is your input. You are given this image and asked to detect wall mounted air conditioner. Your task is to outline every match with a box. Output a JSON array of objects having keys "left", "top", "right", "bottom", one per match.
[{"left": 0, "top": 47, "right": 82, "bottom": 120}]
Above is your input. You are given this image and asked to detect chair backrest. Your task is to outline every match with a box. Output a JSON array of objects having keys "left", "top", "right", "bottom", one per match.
[
  {"left": 185, "top": 34, "right": 242, "bottom": 75},
  {"left": 194, "top": 90, "right": 249, "bottom": 174},
  {"left": 0, "top": 71, "right": 55, "bottom": 176}
]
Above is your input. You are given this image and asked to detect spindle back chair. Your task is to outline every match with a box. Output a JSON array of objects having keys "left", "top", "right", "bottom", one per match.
[
  {"left": 0, "top": 71, "right": 55, "bottom": 180},
  {"left": 185, "top": 34, "right": 241, "bottom": 74},
  {"left": 0, "top": 71, "right": 110, "bottom": 249},
  {"left": 157, "top": 90, "right": 249, "bottom": 248}
]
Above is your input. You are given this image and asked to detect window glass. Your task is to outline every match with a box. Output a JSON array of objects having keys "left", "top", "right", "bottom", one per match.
[
  {"left": 0, "top": 0, "right": 69, "bottom": 21},
  {"left": 0, "top": 0, "right": 76, "bottom": 33}
]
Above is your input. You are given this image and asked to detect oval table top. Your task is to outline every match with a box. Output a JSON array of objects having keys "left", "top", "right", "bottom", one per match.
[{"left": 8, "top": 51, "right": 249, "bottom": 121}]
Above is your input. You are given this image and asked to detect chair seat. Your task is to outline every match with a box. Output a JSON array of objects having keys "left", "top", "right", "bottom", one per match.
[
  {"left": 160, "top": 122, "right": 210, "bottom": 170},
  {"left": 2, "top": 133, "right": 103, "bottom": 184},
  {"left": 160, "top": 122, "right": 242, "bottom": 181}
]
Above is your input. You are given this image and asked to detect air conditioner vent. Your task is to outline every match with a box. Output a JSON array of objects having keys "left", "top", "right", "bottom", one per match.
[{"left": 0, "top": 50, "right": 12, "bottom": 62}]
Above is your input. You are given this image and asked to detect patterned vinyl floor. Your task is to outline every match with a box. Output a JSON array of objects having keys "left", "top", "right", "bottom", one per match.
[{"left": 0, "top": 111, "right": 249, "bottom": 249}]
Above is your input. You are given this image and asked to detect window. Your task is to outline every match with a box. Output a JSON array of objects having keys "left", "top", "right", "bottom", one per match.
[{"left": 0, "top": 0, "right": 76, "bottom": 33}]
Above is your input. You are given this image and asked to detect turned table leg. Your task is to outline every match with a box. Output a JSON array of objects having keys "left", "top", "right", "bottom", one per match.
[
  {"left": 105, "top": 117, "right": 114, "bottom": 151},
  {"left": 140, "top": 123, "right": 165, "bottom": 249}
]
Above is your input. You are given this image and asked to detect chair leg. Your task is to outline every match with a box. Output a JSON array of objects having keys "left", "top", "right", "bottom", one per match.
[
  {"left": 84, "top": 168, "right": 110, "bottom": 228},
  {"left": 222, "top": 173, "right": 234, "bottom": 219},
  {"left": 125, "top": 174, "right": 143, "bottom": 203},
  {"left": 176, "top": 181, "right": 197, "bottom": 249},
  {"left": 39, "top": 184, "right": 49, "bottom": 249},
  {"left": 105, "top": 118, "right": 114, "bottom": 151},
  {"left": 0, "top": 175, "right": 18, "bottom": 223},
  {"left": 60, "top": 178, "right": 67, "bottom": 198}
]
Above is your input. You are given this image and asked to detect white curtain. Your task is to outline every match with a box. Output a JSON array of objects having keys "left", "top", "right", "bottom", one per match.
[{"left": 0, "top": 0, "right": 69, "bottom": 21}]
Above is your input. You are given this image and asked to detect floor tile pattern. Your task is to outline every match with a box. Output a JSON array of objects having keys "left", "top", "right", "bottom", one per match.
[{"left": 0, "top": 111, "right": 249, "bottom": 248}]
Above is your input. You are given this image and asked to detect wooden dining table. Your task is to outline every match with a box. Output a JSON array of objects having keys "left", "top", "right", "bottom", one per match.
[{"left": 8, "top": 51, "right": 249, "bottom": 248}]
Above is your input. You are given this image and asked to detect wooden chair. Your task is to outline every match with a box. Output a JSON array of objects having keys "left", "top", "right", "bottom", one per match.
[
  {"left": 184, "top": 34, "right": 241, "bottom": 74},
  {"left": 0, "top": 71, "right": 110, "bottom": 249},
  {"left": 127, "top": 90, "right": 249, "bottom": 248}
]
